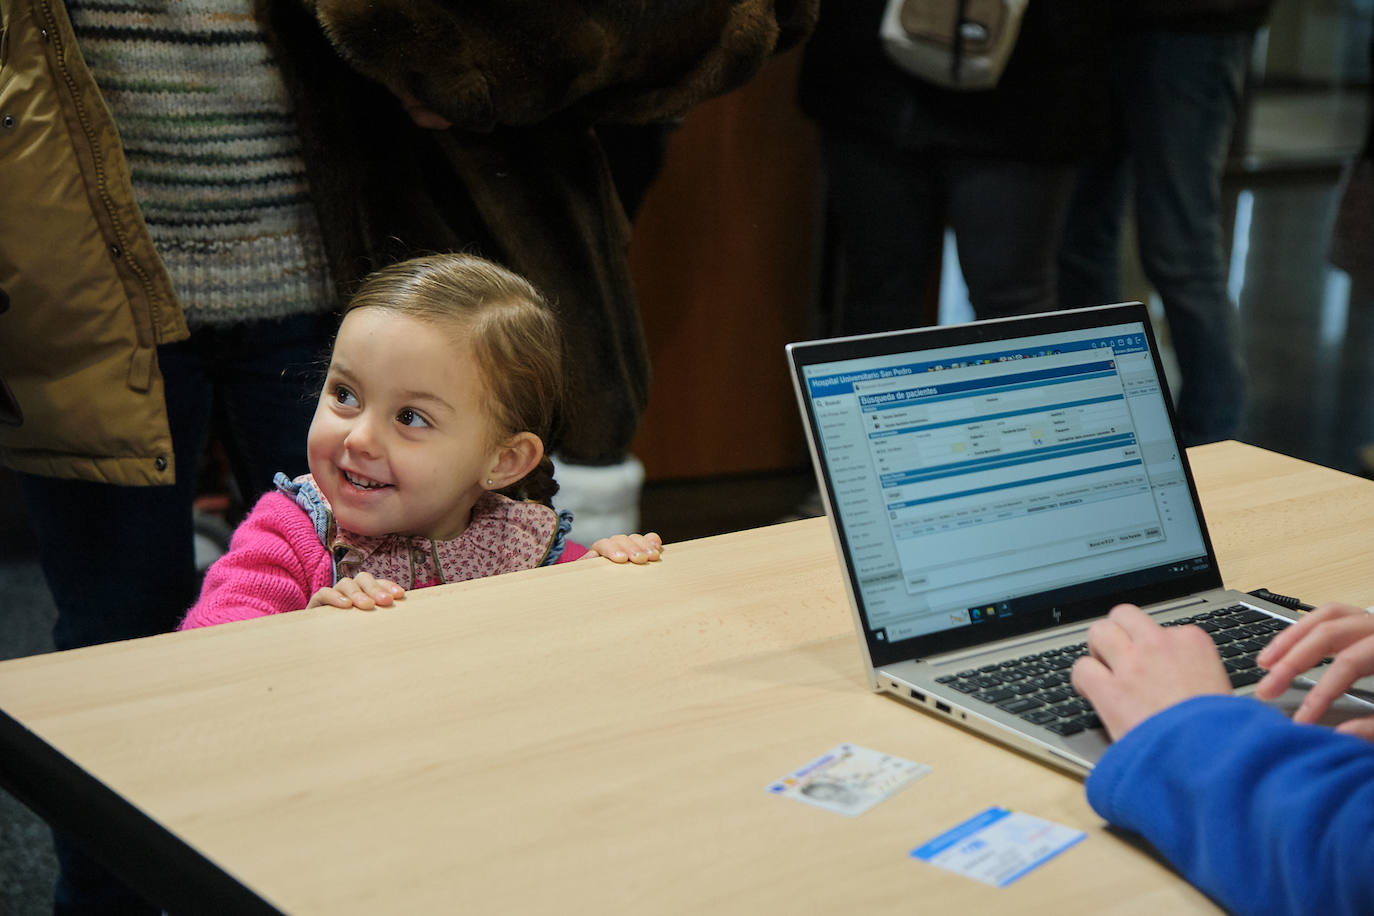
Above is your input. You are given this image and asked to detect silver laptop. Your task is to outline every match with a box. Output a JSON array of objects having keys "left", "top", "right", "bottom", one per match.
[{"left": 787, "top": 302, "right": 1372, "bottom": 774}]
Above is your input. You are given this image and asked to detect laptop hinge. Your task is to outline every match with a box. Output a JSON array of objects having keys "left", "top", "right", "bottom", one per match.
[
  {"left": 925, "top": 626, "right": 1091, "bottom": 666},
  {"left": 1141, "top": 595, "right": 1211, "bottom": 614},
  {"left": 922, "top": 596, "right": 1213, "bottom": 666}
]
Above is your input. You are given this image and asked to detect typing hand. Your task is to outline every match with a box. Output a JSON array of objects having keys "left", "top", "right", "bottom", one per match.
[
  {"left": 308, "top": 572, "right": 406, "bottom": 611},
  {"left": 1071, "top": 604, "right": 1232, "bottom": 741},
  {"left": 584, "top": 532, "right": 664, "bottom": 565},
  {"left": 1255, "top": 602, "right": 1374, "bottom": 738}
]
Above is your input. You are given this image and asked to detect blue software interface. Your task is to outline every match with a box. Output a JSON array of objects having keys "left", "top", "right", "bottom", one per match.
[{"left": 803, "top": 320, "right": 1208, "bottom": 642}]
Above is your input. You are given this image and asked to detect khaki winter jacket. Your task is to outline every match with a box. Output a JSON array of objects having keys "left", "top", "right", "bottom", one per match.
[{"left": 0, "top": 0, "right": 188, "bottom": 486}]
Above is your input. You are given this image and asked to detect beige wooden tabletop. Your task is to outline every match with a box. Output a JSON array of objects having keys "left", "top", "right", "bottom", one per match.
[{"left": 1, "top": 441, "right": 1371, "bottom": 914}]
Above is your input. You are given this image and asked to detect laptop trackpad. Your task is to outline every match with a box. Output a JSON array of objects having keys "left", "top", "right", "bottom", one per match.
[
  {"left": 1261, "top": 681, "right": 1374, "bottom": 728},
  {"left": 1069, "top": 681, "right": 1374, "bottom": 767}
]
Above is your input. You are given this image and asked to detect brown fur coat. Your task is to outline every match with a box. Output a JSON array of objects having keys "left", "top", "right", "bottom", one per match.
[
  {"left": 260, "top": 0, "right": 815, "bottom": 464},
  {"left": 306, "top": 0, "right": 817, "bottom": 129}
]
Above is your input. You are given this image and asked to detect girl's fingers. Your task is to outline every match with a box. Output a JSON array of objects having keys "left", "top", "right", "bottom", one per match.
[
  {"left": 352, "top": 572, "right": 401, "bottom": 606},
  {"left": 336, "top": 578, "right": 376, "bottom": 610},
  {"left": 313, "top": 579, "right": 404, "bottom": 611},
  {"left": 586, "top": 534, "right": 664, "bottom": 564}
]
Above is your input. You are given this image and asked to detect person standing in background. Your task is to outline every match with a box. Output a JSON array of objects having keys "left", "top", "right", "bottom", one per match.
[
  {"left": 797, "top": 0, "right": 1110, "bottom": 336},
  {"left": 0, "top": 2, "right": 816, "bottom": 911},
  {"left": 1057, "top": 0, "right": 1275, "bottom": 447}
]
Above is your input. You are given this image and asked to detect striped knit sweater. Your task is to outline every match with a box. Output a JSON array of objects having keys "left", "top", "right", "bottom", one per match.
[{"left": 66, "top": 0, "right": 335, "bottom": 325}]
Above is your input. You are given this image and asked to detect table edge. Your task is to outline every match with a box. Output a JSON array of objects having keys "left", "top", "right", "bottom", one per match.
[{"left": 0, "top": 706, "right": 284, "bottom": 915}]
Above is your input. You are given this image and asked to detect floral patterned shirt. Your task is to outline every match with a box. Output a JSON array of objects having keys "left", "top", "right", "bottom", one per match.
[{"left": 274, "top": 473, "right": 573, "bottom": 589}]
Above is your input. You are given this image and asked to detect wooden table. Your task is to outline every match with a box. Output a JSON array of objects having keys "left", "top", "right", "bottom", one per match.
[{"left": 2, "top": 441, "right": 1371, "bottom": 914}]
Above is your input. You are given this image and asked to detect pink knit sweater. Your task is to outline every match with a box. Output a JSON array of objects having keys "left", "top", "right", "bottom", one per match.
[{"left": 181, "top": 491, "right": 585, "bottom": 630}]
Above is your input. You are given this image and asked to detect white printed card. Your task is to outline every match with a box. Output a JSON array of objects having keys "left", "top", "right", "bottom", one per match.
[{"left": 766, "top": 743, "right": 931, "bottom": 816}]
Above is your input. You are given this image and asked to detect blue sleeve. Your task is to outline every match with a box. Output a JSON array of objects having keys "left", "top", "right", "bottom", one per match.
[{"left": 1086, "top": 695, "right": 1374, "bottom": 916}]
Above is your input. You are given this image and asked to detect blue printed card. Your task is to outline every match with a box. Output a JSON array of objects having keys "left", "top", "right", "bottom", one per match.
[{"left": 911, "top": 807, "right": 1085, "bottom": 886}]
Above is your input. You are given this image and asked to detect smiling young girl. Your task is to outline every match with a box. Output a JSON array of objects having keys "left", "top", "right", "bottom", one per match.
[{"left": 181, "top": 254, "right": 661, "bottom": 629}]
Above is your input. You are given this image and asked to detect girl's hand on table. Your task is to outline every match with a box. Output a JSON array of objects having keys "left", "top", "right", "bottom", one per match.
[
  {"left": 309, "top": 572, "right": 406, "bottom": 611},
  {"left": 584, "top": 533, "right": 664, "bottom": 565}
]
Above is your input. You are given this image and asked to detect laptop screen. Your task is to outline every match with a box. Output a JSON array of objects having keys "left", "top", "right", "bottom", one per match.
[{"left": 789, "top": 304, "right": 1223, "bottom": 665}]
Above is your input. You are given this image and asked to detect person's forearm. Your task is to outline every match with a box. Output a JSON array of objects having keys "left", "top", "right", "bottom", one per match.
[{"left": 1088, "top": 695, "right": 1374, "bottom": 916}]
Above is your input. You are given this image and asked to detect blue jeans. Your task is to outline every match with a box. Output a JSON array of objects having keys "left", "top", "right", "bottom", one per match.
[
  {"left": 18, "top": 310, "right": 334, "bottom": 914},
  {"left": 820, "top": 130, "right": 1077, "bottom": 334},
  {"left": 1059, "top": 30, "right": 1252, "bottom": 446}
]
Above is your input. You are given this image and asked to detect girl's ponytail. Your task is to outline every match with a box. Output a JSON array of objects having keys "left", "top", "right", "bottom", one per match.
[{"left": 503, "top": 454, "right": 560, "bottom": 508}]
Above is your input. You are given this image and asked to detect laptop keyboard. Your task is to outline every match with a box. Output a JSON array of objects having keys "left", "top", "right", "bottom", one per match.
[{"left": 934, "top": 604, "right": 1294, "bottom": 736}]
